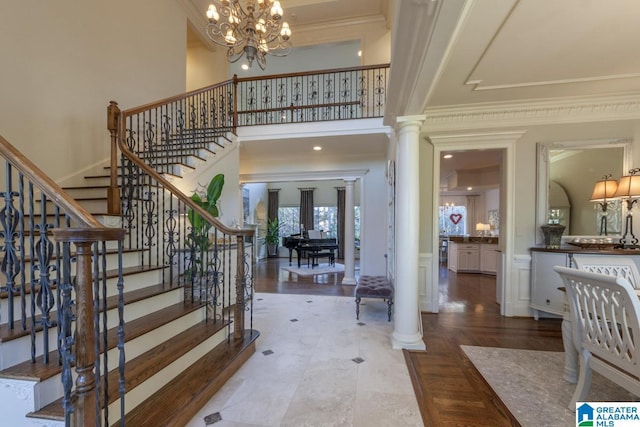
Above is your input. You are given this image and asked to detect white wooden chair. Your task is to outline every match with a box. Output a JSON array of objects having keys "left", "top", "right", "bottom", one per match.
[
  {"left": 554, "top": 266, "right": 640, "bottom": 410},
  {"left": 572, "top": 255, "right": 640, "bottom": 289}
]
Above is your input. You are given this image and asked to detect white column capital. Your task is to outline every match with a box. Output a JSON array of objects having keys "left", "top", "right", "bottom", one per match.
[
  {"left": 396, "top": 115, "right": 426, "bottom": 135},
  {"left": 396, "top": 114, "right": 426, "bottom": 125}
]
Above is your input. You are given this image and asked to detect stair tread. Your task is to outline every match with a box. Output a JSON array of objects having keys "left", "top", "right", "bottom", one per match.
[
  {"left": 0, "top": 262, "right": 162, "bottom": 300},
  {"left": 31, "top": 319, "right": 230, "bottom": 420},
  {"left": 0, "top": 298, "right": 204, "bottom": 381},
  {"left": 0, "top": 265, "right": 169, "bottom": 347},
  {"left": 122, "top": 329, "right": 258, "bottom": 427},
  {"left": 0, "top": 246, "right": 141, "bottom": 280}
]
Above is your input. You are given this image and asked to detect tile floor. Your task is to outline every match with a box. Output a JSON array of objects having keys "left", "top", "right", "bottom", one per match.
[{"left": 186, "top": 293, "right": 423, "bottom": 427}]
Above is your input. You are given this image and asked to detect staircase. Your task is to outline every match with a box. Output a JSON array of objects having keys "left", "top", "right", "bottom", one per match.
[
  {"left": 0, "top": 63, "right": 389, "bottom": 426},
  {"left": 0, "top": 133, "right": 257, "bottom": 426}
]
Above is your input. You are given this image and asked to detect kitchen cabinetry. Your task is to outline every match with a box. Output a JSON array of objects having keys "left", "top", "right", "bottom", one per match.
[
  {"left": 480, "top": 244, "right": 499, "bottom": 275},
  {"left": 448, "top": 241, "right": 481, "bottom": 272}
]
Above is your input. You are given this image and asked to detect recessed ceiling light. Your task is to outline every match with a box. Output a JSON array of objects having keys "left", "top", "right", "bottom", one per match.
[
  {"left": 357, "top": 50, "right": 362, "bottom": 57},
  {"left": 313, "top": 146, "right": 322, "bottom": 151},
  {"left": 467, "top": 187, "right": 473, "bottom": 191},
  {"left": 241, "top": 64, "right": 249, "bottom": 70},
  {"left": 443, "top": 154, "right": 453, "bottom": 159}
]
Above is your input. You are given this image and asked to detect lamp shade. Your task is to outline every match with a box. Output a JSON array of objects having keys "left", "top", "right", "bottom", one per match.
[
  {"left": 590, "top": 178, "right": 618, "bottom": 201},
  {"left": 613, "top": 173, "right": 640, "bottom": 198}
]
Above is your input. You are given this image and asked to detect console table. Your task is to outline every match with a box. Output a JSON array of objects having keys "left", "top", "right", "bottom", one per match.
[{"left": 530, "top": 246, "right": 640, "bottom": 383}]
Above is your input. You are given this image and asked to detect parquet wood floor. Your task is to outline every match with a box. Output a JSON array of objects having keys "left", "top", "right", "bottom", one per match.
[{"left": 254, "top": 258, "right": 564, "bottom": 426}]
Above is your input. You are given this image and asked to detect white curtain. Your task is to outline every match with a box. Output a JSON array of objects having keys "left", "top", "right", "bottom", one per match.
[{"left": 466, "top": 195, "right": 480, "bottom": 234}]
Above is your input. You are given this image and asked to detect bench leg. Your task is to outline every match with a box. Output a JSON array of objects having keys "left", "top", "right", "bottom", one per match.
[
  {"left": 355, "top": 296, "right": 361, "bottom": 320},
  {"left": 387, "top": 298, "right": 393, "bottom": 321}
]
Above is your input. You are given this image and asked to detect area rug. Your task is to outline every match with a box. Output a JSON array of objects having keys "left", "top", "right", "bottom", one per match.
[
  {"left": 281, "top": 263, "right": 345, "bottom": 277},
  {"left": 461, "top": 346, "right": 639, "bottom": 427}
]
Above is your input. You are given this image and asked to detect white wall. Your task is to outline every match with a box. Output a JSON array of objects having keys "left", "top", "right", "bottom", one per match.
[
  {"left": 186, "top": 42, "right": 230, "bottom": 91},
  {"left": 292, "top": 17, "right": 390, "bottom": 65},
  {"left": 230, "top": 40, "right": 362, "bottom": 77},
  {"left": 1, "top": 0, "right": 187, "bottom": 182},
  {"left": 173, "top": 143, "right": 242, "bottom": 229}
]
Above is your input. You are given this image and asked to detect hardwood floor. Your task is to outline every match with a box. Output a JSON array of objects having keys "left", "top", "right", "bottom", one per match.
[{"left": 254, "top": 257, "right": 564, "bottom": 426}]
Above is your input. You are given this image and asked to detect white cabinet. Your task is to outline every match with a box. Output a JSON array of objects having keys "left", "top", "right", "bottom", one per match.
[
  {"left": 459, "top": 244, "right": 480, "bottom": 271},
  {"left": 480, "top": 244, "right": 499, "bottom": 275},
  {"left": 448, "top": 242, "right": 458, "bottom": 271},
  {"left": 448, "top": 242, "right": 480, "bottom": 272},
  {"left": 530, "top": 250, "right": 569, "bottom": 318},
  {"left": 449, "top": 241, "right": 499, "bottom": 274}
]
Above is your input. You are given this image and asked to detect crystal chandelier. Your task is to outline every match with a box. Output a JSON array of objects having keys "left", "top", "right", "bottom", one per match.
[{"left": 205, "top": 0, "right": 292, "bottom": 70}]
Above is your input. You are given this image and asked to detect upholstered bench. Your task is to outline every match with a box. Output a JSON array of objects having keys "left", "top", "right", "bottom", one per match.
[
  {"left": 308, "top": 250, "right": 335, "bottom": 268},
  {"left": 355, "top": 275, "right": 393, "bottom": 321}
]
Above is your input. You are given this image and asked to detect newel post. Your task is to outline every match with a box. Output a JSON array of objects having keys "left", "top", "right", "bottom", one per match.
[
  {"left": 72, "top": 238, "right": 97, "bottom": 426},
  {"left": 234, "top": 235, "right": 245, "bottom": 340},
  {"left": 232, "top": 75, "right": 239, "bottom": 133},
  {"left": 107, "top": 101, "right": 121, "bottom": 215},
  {"left": 53, "top": 228, "right": 125, "bottom": 426}
]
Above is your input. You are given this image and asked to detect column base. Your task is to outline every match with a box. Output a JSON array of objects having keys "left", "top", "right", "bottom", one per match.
[
  {"left": 391, "top": 331, "right": 426, "bottom": 350},
  {"left": 341, "top": 277, "right": 357, "bottom": 285}
]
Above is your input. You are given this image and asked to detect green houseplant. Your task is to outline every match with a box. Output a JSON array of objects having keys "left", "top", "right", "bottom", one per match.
[
  {"left": 264, "top": 218, "right": 281, "bottom": 256},
  {"left": 187, "top": 173, "right": 224, "bottom": 280}
]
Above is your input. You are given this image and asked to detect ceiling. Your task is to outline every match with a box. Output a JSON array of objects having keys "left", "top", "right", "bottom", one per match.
[
  {"left": 187, "top": 0, "right": 390, "bottom": 46},
  {"left": 184, "top": 0, "right": 640, "bottom": 185},
  {"left": 425, "top": 0, "right": 640, "bottom": 107}
]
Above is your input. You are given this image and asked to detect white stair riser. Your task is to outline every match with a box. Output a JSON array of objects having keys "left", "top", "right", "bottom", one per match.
[
  {"left": 33, "top": 306, "right": 207, "bottom": 411},
  {"left": 0, "top": 325, "right": 59, "bottom": 371},
  {"left": 0, "top": 269, "right": 168, "bottom": 368},
  {"left": 0, "top": 378, "right": 63, "bottom": 427},
  {"left": 107, "top": 325, "right": 227, "bottom": 426}
]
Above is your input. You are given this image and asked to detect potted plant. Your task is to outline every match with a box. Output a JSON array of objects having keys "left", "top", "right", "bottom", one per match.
[
  {"left": 186, "top": 173, "right": 224, "bottom": 280},
  {"left": 264, "top": 218, "right": 281, "bottom": 257}
]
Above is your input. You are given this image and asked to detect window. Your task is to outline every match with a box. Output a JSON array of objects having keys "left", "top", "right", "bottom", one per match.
[
  {"left": 439, "top": 205, "right": 466, "bottom": 236},
  {"left": 314, "top": 206, "right": 337, "bottom": 237},
  {"left": 278, "top": 206, "right": 300, "bottom": 236},
  {"left": 278, "top": 205, "right": 360, "bottom": 240}
]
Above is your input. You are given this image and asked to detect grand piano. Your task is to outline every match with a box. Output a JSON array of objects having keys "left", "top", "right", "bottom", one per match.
[{"left": 283, "top": 233, "right": 338, "bottom": 268}]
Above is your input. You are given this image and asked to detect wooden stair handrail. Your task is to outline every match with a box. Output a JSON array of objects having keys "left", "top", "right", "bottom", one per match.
[
  {"left": 0, "top": 134, "right": 103, "bottom": 229},
  {"left": 117, "top": 63, "right": 389, "bottom": 117},
  {"left": 234, "top": 63, "right": 390, "bottom": 83}
]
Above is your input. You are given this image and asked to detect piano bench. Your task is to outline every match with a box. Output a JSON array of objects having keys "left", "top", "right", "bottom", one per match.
[
  {"left": 355, "top": 276, "right": 393, "bottom": 322},
  {"left": 308, "top": 251, "right": 335, "bottom": 268}
]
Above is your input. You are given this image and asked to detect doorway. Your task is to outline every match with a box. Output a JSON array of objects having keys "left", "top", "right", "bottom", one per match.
[{"left": 429, "top": 131, "right": 521, "bottom": 315}]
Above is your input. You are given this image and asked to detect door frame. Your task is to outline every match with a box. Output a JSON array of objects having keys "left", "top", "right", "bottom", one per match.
[{"left": 429, "top": 131, "right": 524, "bottom": 315}]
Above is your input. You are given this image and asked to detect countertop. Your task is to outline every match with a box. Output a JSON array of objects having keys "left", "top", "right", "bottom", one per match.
[{"left": 446, "top": 236, "right": 499, "bottom": 244}]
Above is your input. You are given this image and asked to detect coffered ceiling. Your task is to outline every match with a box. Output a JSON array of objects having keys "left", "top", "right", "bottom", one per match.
[{"left": 426, "top": 0, "right": 640, "bottom": 107}]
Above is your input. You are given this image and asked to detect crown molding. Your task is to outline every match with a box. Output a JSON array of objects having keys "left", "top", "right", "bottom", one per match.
[
  {"left": 466, "top": 73, "right": 640, "bottom": 92},
  {"left": 177, "top": 0, "right": 217, "bottom": 50},
  {"left": 423, "top": 92, "right": 640, "bottom": 133}
]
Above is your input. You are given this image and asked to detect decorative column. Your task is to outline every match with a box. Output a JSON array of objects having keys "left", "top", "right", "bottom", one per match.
[
  {"left": 342, "top": 178, "right": 357, "bottom": 285},
  {"left": 392, "top": 115, "right": 426, "bottom": 350}
]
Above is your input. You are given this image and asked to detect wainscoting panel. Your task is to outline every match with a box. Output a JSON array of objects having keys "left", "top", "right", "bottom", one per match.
[
  {"left": 511, "top": 254, "right": 533, "bottom": 317},
  {"left": 419, "top": 252, "right": 435, "bottom": 313}
]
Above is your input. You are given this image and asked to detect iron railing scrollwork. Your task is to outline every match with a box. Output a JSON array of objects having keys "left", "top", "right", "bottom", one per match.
[
  {"left": 0, "top": 135, "right": 126, "bottom": 427},
  {"left": 112, "top": 100, "right": 255, "bottom": 340},
  {"left": 234, "top": 64, "right": 389, "bottom": 126}
]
